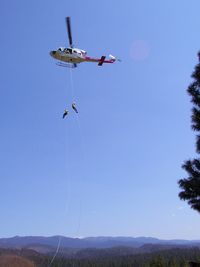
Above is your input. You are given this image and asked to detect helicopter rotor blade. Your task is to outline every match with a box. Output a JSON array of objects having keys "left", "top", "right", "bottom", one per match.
[{"left": 66, "top": 17, "right": 73, "bottom": 47}]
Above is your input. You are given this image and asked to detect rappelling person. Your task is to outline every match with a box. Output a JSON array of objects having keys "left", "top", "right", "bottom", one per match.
[
  {"left": 62, "top": 109, "right": 69, "bottom": 119},
  {"left": 72, "top": 102, "right": 78, "bottom": 113}
]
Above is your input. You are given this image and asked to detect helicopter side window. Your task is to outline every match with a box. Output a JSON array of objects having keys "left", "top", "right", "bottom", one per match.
[
  {"left": 58, "top": 47, "right": 65, "bottom": 52},
  {"left": 73, "top": 50, "right": 77, "bottom": 53},
  {"left": 64, "top": 48, "right": 69, "bottom": 53}
]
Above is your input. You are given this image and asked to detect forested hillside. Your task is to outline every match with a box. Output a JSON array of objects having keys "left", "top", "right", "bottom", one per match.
[
  {"left": 1, "top": 247, "right": 200, "bottom": 266},
  {"left": 0, "top": 254, "right": 35, "bottom": 267}
]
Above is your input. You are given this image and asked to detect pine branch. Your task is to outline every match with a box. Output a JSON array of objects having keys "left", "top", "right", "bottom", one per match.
[{"left": 178, "top": 51, "right": 200, "bottom": 213}]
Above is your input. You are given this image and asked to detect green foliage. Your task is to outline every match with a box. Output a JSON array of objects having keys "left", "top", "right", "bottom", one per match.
[
  {"left": 1, "top": 247, "right": 200, "bottom": 267},
  {"left": 178, "top": 51, "right": 200, "bottom": 213},
  {"left": 149, "top": 255, "right": 165, "bottom": 267}
]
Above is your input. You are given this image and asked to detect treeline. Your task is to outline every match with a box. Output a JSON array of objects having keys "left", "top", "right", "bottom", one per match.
[
  {"left": 45, "top": 247, "right": 200, "bottom": 267},
  {"left": 1, "top": 247, "right": 200, "bottom": 267}
]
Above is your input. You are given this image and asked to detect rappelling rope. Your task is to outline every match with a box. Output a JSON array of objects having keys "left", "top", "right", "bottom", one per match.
[
  {"left": 48, "top": 126, "right": 72, "bottom": 267},
  {"left": 69, "top": 66, "right": 75, "bottom": 102},
  {"left": 68, "top": 67, "right": 85, "bottom": 266},
  {"left": 49, "top": 66, "right": 84, "bottom": 267},
  {"left": 48, "top": 68, "right": 74, "bottom": 267},
  {"left": 48, "top": 236, "right": 62, "bottom": 266},
  {"left": 70, "top": 68, "right": 84, "bottom": 240}
]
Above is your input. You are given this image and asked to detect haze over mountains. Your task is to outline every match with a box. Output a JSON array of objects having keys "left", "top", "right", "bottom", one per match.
[
  {"left": 0, "top": 236, "right": 200, "bottom": 252},
  {"left": 1, "top": 236, "right": 200, "bottom": 263}
]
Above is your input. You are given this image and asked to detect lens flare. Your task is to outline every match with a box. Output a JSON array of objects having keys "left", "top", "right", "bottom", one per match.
[{"left": 130, "top": 40, "right": 150, "bottom": 61}]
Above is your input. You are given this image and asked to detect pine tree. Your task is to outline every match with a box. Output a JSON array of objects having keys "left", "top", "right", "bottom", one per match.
[
  {"left": 178, "top": 51, "right": 200, "bottom": 213},
  {"left": 149, "top": 255, "right": 165, "bottom": 267}
]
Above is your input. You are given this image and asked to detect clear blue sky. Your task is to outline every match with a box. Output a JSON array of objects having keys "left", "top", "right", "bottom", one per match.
[{"left": 1, "top": 0, "right": 200, "bottom": 240}]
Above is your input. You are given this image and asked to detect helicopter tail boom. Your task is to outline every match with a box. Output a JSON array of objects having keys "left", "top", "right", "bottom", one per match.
[
  {"left": 84, "top": 55, "right": 118, "bottom": 65},
  {"left": 98, "top": 55, "right": 117, "bottom": 66},
  {"left": 98, "top": 56, "right": 106, "bottom": 66}
]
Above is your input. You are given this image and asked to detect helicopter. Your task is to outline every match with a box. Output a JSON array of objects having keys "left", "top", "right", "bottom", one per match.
[{"left": 50, "top": 17, "right": 119, "bottom": 68}]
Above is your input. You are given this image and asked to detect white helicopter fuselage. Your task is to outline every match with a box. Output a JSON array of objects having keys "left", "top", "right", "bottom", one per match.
[
  {"left": 50, "top": 47, "right": 87, "bottom": 63},
  {"left": 50, "top": 46, "right": 117, "bottom": 67}
]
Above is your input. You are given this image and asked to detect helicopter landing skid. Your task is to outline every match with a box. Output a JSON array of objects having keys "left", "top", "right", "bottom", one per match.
[{"left": 56, "top": 62, "right": 77, "bottom": 68}]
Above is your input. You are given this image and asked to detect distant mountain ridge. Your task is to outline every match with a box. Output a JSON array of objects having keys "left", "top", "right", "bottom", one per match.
[
  {"left": 0, "top": 236, "right": 200, "bottom": 250},
  {"left": 1, "top": 237, "right": 200, "bottom": 261}
]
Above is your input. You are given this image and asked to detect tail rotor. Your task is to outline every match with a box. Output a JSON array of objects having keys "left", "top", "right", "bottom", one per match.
[{"left": 109, "top": 54, "right": 121, "bottom": 62}]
